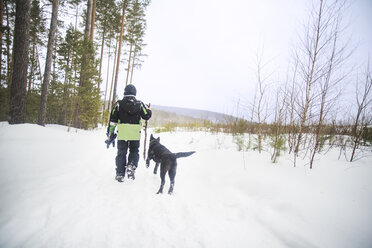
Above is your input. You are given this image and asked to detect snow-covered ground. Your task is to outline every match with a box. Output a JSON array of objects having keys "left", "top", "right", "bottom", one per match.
[{"left": 0, "top": 122, "right": 371, "bottom": 248}]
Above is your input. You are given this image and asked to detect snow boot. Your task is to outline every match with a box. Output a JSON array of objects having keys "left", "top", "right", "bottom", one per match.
[
  {"left": 127, "top": 164, "right": 136, "bottom": 180},
  {"left": 115, "top": 172, "right": 125, "bottom": 182}
]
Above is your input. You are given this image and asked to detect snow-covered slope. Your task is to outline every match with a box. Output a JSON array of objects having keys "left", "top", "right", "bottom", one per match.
[{"left": 0, "top": 123, "right": 371, "bottom": 248}]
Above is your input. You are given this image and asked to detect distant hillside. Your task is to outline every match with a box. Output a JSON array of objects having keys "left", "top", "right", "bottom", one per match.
[
  {"left": 151, "top": 105, "right": 232, "bottom": 124},
  {"left": 148, "top": 108, "right": 203, "bottom": 127}
]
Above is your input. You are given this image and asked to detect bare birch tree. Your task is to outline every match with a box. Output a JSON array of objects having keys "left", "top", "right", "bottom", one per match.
[
  {"left": 271, "top": 87, "right": 287, "bottom": 163},
  {"left": 286, "top": 59, "right": 299, "bottom": 155},
  {"left": 293, "top": 0, "right": 348, "bottom": 167},
  {"left": 350, "top": 60, "right": 372, "bottom": 162},
  {"left": 254, "top": 53, "right": 271, "bottom": 153},
  {"left": 308, "top": 0, "right": 349, "bottom": 168}
]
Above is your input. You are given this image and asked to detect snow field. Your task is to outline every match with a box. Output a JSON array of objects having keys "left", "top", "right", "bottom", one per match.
[{"left": 0, "top": 123, "right": 371, "bottom": 247}]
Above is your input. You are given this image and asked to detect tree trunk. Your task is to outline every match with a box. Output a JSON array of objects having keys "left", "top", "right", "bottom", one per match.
[
  {"left": 309, "top": 98, "right": 325, "bottom": 168},
  {"left": 75, "top": 0, "right": 92, "bottom": 128},
  {"left": 28, "top": 42, "right": 36, "bottom": 93},
  {"left": 256, "top": 61, "right": 265, "bottom": 154},
  {"left": 309, "top": 27, "right": 338, "bottom": 168},
  {"left": 62, "top": 46, "right": 71, "bottom": 126},
  {"left": 112, "top": 0, "right": 127, "bottom": 107},
  {"left": 84, "top": 0, "right": 92, "bottom": 41},
  {"left": 98, "top": 29, "right": 105, "bottom": 88},
  {"left": 80, "top": 0, "right": 92, "bottom": 83},
  {"left": 36, "top": 45, "right": 42, "bottom": 82},
  {"left": 0, "top": 0, "right": 4, "bottom": 86},
  {"left": 287, "top": 60, "right": 298, "bottom": 155},
  {"left": 5, "top": 2, "right": 11, "bottom": 85},
  {"left": 129, "top": 49, "right": 136, "bottom": 84},
  {"left": 294, "top": 0, "right": 323, "bottom": 155},
  {"left": 38, "top": 0, "right": 59, "bottom": 126},
  {"left": 102, "top": 44, "right": 111, "bottom": 124},
  {"left": 90, "top": 0, "right": 96, "bottom": 42},
  {"left": 9, "top": 0, "right": 31, "bottom": 124},
  {"left": 125, "top": 42, "right": 133, "bottom": 85},
  {"left": 67, "top": 4, "right": 79, "bottom": 131},
  {"left": 350, "top": 105, "right": 363, "bottom": 162},
  {"left": 108, "top": 35, "right": 119, "bottom": 114}
]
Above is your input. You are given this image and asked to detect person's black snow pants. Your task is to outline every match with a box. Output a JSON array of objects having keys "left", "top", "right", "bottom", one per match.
[{"left": 116, "top": 140, "right": 140, "bottom": 175}]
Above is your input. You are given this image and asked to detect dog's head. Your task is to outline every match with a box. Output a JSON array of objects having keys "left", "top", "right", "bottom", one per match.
[
  {"left": 150, "top": 134, "right": 160, "bottom": 143},
  {"left": 147, "top": 134, "right": 160, "bottom": 163}
]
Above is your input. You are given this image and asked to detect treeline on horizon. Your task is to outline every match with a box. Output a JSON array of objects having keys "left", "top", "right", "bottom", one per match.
[{"left": 154, "top": 117, "right": 372, "bottom": 166}]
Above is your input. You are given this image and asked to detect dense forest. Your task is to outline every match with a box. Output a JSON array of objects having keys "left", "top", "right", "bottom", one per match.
[{"left": 0, "top": 0, "right": 150, "bottom": 129}]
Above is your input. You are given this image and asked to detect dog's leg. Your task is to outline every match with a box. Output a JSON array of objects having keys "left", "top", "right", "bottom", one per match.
[
  {"left": 153, "top": 162, "right": 159, "bottom": 174},
  {"left": 168, "top": 181, "right": 175, "bottom": 195},
  {"left": 157, "top": 166, "right": 166, "bottom": 194},
  {"left": 168, "top": 162, "right": 177, "bottom": 195}
]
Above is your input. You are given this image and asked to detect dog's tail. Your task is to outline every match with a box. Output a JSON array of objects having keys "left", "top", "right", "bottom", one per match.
[{"left": 174, "top": 151, "right": 195, "bottom": 159}]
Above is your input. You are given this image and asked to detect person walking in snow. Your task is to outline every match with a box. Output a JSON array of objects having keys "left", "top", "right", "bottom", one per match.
[{"left": 107, "top": 84, "right": 152, "bottom": 182}]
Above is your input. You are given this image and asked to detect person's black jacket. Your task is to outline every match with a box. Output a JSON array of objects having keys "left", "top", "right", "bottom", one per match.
[{"left": 110, "top": 96, "right": 151, "bottom": 124}]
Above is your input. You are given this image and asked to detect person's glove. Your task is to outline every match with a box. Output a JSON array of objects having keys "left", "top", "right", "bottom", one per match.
[
  {"left": 105, "top": 131, "right": 117, "bottom": 148},
  {"left": 105, "top": 125, "right": 117, "bottom": 148}
]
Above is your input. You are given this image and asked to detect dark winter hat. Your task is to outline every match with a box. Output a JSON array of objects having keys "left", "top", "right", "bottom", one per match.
[{"left": 124, "top": 84, "right": 137, "bottom": 96}]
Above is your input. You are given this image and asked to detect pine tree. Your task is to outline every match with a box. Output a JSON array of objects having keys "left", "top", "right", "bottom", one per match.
[
  {"left": 66, "top": 26, "right": 84, "bottom": 130},
  {"left": 25, "top": 0, "right": 46, "bottom": 123},
  {"left": 38, "top": 0, "right": 60, "bottom": 126},
  {"left": 112, "top": 0, "right": 128, "bottom": 106},
  {"left": 9, "top": 0, "right": 31, "bottom": 124},
  {"left": 90, "top": 0, "right": 96, "bottom": 41},
  {"left": 124, "top": 0, "right": 148, "bottom": 85},
  {"left": 56, "top": 24, "right": 77, "bottom": 125},
  {"left": 28, "top": 0, "right": 45, "bottom": 93},
  {"left": 3, "top": 0, "right": 15, "bottom": 86},
  {"left": 96, "top": 0, "right": 120, "bottom": 86},
  {"left": 71, "top": 0, "right": 101, "bottom": 129},
  {"left": 0, "top": 0, "right": 15, "bottom": 120},
  {"left": 95, "top": 0, "right": 120, "bottom": 122},
  {"left": 73, "top": 0, "right": 92, "bottom": 129}
]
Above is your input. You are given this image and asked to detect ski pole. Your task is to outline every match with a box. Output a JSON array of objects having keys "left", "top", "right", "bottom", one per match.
[{"left": 143, "top": 103, "right": 151, "bottom": 160}]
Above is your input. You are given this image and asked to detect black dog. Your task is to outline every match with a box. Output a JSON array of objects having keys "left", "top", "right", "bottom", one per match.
[{"left": 146, "top": 134, "right": 195, "bottom": 194}]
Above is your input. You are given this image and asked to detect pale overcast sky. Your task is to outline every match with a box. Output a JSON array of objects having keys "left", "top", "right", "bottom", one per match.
[{"left": 112, "top": 0, "right": 372, "bottom": 115}]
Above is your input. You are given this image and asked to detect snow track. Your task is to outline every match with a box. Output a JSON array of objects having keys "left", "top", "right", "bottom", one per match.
[{"left": 0, "top": 123, "right": 371, "bottom": 247}]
